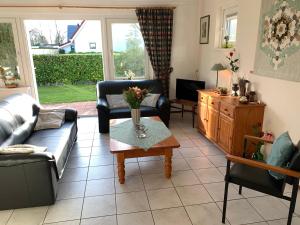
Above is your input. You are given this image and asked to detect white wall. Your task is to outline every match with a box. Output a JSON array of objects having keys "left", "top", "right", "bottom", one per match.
[
  {"left": 0, "top": 0, "right": 200, "bottom": 99},
  {"left": 198, "top": 0, "right": 300, "bottom": 143}
]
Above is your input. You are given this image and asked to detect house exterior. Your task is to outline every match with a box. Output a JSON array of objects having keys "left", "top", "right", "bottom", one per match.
[{"left": 59, "top": 20, "right": 102, "bottom": 53}]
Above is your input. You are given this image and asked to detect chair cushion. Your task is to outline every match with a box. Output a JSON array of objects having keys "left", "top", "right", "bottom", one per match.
[
  {"left": 228, "top": 163, "right": 284, "bottom": 197},
  {"left": 110, "top": 106, "right": 159, "bottom": 119},
  {"left": 25, "top": 122, "right": 77, "bottom": 177},
  {"left": 267, "top": 132, "right": 295, "bottom": 180}
]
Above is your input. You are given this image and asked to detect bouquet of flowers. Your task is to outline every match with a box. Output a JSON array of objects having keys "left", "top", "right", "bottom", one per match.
[
  {"left": 226, "top": 50, "right": 239, "bottom": 73},
  {"left": 123, "top": 86, "right": 148, "bottom": 109}
]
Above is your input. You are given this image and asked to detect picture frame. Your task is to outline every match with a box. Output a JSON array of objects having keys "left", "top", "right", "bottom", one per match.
[{"left": 200, "top": 15, "right": 210, "bottom": 44}]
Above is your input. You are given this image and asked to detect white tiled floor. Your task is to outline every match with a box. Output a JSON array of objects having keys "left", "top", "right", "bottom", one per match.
[{"left": 1, "top": 113, "right": 300, "bottom": 225}]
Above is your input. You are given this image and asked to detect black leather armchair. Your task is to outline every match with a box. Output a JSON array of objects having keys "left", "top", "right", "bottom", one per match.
[{"left": 96, "top": 80, "right": 170, "bottom": 133}]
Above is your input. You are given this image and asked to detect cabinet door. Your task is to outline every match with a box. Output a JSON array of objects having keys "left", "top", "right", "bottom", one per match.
[
  {"left": 207, "top": 106, "right": 219, "bottom": 142},
  {"left": 218, "top": 113, "right": 233, "bottom": 153},
  {"left": 198, "top": 102, "right": 207, "bottom": 134}
]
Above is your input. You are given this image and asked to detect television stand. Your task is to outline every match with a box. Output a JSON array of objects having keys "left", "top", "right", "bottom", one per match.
[{"left": 170, "top": 99, "right": 197, "bottom": 128}]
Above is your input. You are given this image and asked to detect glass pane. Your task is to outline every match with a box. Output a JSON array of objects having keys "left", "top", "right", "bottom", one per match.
[
  {"left": 111, "top": 23, "right": 145, "bottom": 78},
  {"left": 226, "top": 15, "right": 237, "bottom": 42},
  {"left": 0, "top": 23, "right": 19, "bottom": 75}
]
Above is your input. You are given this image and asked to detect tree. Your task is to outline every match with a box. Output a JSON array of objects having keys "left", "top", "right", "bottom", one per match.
[
  {"left": 29, "top": 28, "right": 48, "bottom": 46},
  {"left": 54, "top": 21, "right": 65, "bottom": 45}
]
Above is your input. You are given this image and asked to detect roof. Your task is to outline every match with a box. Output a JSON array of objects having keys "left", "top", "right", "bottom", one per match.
[{"left": 59, "top": 20, "right": 86, "bottom": 48}]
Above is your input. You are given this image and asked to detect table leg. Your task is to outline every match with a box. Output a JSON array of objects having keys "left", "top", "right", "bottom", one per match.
[
  {"left": 164, "top": 149, "right": 173, "bottom": 178},
  {"left": 117, "top": 153, "right": 125, "bottom": 184}
]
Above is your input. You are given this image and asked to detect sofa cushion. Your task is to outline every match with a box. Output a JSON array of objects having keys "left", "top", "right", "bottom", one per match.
[
  {"left": 141, "top": 94, "right": 160, "bottom": 107},
  {"left": 110, "top": 106, "right": 159, "bottom": 119},
  {"left": 25, "top": 122, "right": 77, "bottom": 177},
  {"left": 106, "top": 94, "right": 129, "bottom": 109}
]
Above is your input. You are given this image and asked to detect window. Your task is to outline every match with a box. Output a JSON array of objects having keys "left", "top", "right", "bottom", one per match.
[
  {"left": 221, "top": 8, "right": 238, "bottom": 48},
  {"left": 89, "top": 42, "right": 96, "bottom": 49},
  {"left": 107, "top": 19, "right": 149, "bottom": 80}
]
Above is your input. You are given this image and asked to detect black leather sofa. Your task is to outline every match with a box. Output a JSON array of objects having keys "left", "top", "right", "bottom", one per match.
[
  {"left": 0, "top": 94, "right": 77, "bottom": 210},
  {"left": 96, "top": 80, "right": 170, "bottom": 133}
]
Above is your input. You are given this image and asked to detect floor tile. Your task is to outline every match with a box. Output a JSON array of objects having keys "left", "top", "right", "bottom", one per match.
[
  {"left": 67, "top": 156, "right": 90, "bottom": 168},
  {"left": 240, "top": 187, "right": 266, "bottom": 198},
  {"left": 217, "top": 199, "right": 264, "bottom": 225},
  {"left": 0, "top": 210, "right": 13, "bottom": 225},
  {"left": 172, "top": 158, "right": 191, "bottom": 171},
  {"left": 194, "top": 168, "right": 224, "bottom": 184},
  {"left": 61, "top": 168, "right": 88, "bottom": 182},
  {"left": 82, "top": 195, "right": 116, "bottom": 218},
  {"left": 117, "top": 211, "right": 154, "bottom": 225},
  {"left": 185, "top": 157, "right": 214, "bottom": 169},
  {"left": 115, "top": 163, "right": 141, "bottom": 177},
  {"left": 178, "top": 139, "right": 196, "bottom": 148},
  {"left": 139, "top": 161, "right": 164, "bottom": 175},
  {"left": 91, "top": 146, "right": 111, "bottom": 156},
  {"left": 147, "top": 188, "right": 182, "bottom": 210},
  {"left": 88, "top": 165, "right": 114, "bottom": 180},
  {"left": 44, "top": 220, "right": 80, "bottom": 225},
  {"left": 138, "top": 156, "right": 162, "bottom": 162},
  {"left": 57, "top": 181, "right": 86, "bottom": 200},
  {"left": 7, "top": 206, "right": 48, "bottom": 225},
  {"left": 177, "top": 184, "right": 213, "bottom": 205},
  {"left": 248, "top": 196, "right": 289, "bottom": 220},
  {"left": 191, "top": 137, "right": 213, "bottom": 147},
  {"left": 171, "top": 170, "right": 200, "bottom": 186},
  {"left": 115, "top": 176, "right": 145, "bottom": 193},
  {"left": 85, "top": 178, "right": 115, "bottom": 196},
  {"left": 90, "top": 155, "right": 113, "bottom": 166},
  {"left": 267, "top": 217, "right": 300, "bottom": 225},
  {"left": 44, "top": 198, "right": 83, "bottom": 223},
  {"left": 204, "top": 182, "right": 243, "bottom": 202},
  {"left": 80, "top": 215, "right": 117, "bottom": 225},
  {"left": 152, "top": 207, "right": 192, "bottom": 225},
  {"left": 142, "top": 173, "right": 173, "bottom": 190},
  {"left": 281, "top": 192, "right": 300, "bottom": 216},
  {"left": 200, "top": 145, "right": 224, "bottom": 156},
  {"left": 74, "top": 140, "right": 93, "bottom": 148},
  {"left": 70, "top": 147, "right": 91, "bottom": 158},
  {"left": 180, "top": 147, "right": 204, "bottom": 158},
  {"left": 207, "top": 155, "right": 227, "bottom": 167},
  {"left": 186, "top": 202, "right": 229, "bottom": 225},
  {"left": 116, "top": 191, "right": 150, "bottom": 214}
]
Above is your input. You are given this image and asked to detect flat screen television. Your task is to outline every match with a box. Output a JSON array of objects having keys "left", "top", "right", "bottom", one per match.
[{"left": 176, "top": 79, "right": 205, "bottom": 102}]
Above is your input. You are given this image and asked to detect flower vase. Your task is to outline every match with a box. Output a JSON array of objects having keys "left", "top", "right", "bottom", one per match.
[{"left": 131, "top": 108, "right": 141, "bottom": 126}]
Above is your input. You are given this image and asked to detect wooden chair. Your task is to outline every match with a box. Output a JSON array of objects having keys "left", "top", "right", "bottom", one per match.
[{"left": 222, "top": 135, "right": 300, "bottom": 225}]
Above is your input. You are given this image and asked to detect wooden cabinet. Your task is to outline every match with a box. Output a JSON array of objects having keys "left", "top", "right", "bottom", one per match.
[{"left": 197, "top": 90, "right": 265, "bottom": 156}]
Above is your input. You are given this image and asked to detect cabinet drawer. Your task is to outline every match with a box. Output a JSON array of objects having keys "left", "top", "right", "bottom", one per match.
[
  {"left": 199, "top": 93, "right": 207, "bottom": 103},
  {"left": 220, "top": 102, "right": 234, "bottom": 118},
  {"left": 208, "top": 97, "right": 219, "bottom": 109}
]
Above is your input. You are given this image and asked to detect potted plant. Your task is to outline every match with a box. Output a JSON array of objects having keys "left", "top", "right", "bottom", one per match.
[
  {"left": 0, "top": 66, "right": 20, "bottom": 88},
  {"left": 123, "top": 86, "right": 148, "bottom": 126}
]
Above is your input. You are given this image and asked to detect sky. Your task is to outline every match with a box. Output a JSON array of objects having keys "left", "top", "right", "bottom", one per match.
[{"left": 24, "top": 20, "right": 144, "bottom": 52}]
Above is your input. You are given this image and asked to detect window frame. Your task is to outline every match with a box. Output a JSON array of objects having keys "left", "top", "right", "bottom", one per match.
[
  {"left": 106, "top": 18, "right": 151, "bottom": 80},
  {"left": 220, "top": 6, "right": 238, "bottom": 48}
]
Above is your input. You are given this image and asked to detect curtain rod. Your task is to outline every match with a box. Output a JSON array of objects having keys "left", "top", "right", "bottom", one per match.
[{"left": 0, "top": 5, "right": 176, "bottom": 10}]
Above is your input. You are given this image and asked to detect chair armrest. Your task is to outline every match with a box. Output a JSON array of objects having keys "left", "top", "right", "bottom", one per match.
[
  {"left": 96, "top": 98, "right": 109, "bottom": 111},
  {"left": 157, "top": 95, "right": 170, "bottom": 109},
  {"left": 65, "top": 109, "right": 78, "bottom": 122},
  {"left": 226, "top": 154, "right": 300, "bottom": 178},
  {"left": 244, "top": 135, "right": 274, "bottom": 144}
]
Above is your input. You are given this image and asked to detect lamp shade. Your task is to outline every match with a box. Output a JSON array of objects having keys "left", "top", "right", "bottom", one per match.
[{"left": 211, "top": 63, "right": 226, "bottom": 71}]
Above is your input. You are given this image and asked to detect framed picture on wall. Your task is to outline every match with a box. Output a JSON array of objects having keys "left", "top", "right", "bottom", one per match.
[{"left": 200, "top": 15, "right": 210, "bottom": 44}]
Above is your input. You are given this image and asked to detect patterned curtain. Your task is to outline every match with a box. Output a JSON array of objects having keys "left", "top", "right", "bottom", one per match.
[{"left": 136, "top": 8, "right": 174, "bottom": 97}]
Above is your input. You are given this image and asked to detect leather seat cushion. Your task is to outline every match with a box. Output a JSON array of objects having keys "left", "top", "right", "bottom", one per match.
[
  {"left": 25, "top": 122, "right": 77, "bottom": 176},
  {"left": 110, "top": 106, "right": 159, "bottom": 119},
  {"left": 228, "top": 163, "right": 284, "bottom": 197}
]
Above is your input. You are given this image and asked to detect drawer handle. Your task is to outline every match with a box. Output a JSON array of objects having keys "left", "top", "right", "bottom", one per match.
[
  {"left": 227, "top": 113, "right": 231, "bottom": 116},
  {"left": 224, "top": 108, "right": 228, "bottom": 111},
  {"left": 211, "top": 102, "right": 214, "bottom": 105}
]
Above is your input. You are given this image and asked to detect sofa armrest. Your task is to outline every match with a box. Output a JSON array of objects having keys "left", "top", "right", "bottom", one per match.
[
  {"left": 65, "top": 109, "right": 78, "bottom": 122},
  {"left": 157, "top": 95, "right": 170, "bottom": 110},
  {"left": 97, "top": 98, "right": 110, "bottom": 112},
  {"left": 0, "top": 152, "right": 54, "bottom": 167}
]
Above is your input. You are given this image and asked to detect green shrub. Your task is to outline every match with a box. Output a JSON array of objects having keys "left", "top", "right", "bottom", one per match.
[{"left": 33, "top": 54, "right": 104, "bottom": 85}]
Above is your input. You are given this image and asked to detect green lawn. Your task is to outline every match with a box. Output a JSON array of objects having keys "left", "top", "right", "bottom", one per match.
[{"left": 38, "top": 84, "right": 96, "bottom": 104}]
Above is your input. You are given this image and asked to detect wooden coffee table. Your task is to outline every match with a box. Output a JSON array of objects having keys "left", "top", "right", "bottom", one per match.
[{"left": 110, "top": 117, "right": 180, "bottom": 184}]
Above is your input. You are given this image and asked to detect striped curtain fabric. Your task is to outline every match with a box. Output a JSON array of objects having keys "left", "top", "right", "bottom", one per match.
[{"left": 136, "top": 8, "right": 174, "bottom": 97}]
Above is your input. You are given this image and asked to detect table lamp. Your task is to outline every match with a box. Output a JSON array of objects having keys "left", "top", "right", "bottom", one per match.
[{"left": 211, "top": 63, "right": 226, "bottom": 88}]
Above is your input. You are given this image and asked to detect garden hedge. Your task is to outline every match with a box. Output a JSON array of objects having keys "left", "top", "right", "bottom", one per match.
[{"left": 33, "top": 54, "right": 104, "bottom": 85}]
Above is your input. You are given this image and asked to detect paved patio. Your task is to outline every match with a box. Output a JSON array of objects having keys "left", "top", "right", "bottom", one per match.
[{"left": 43, "top": 101, "right": 97, "bottom": 116}]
